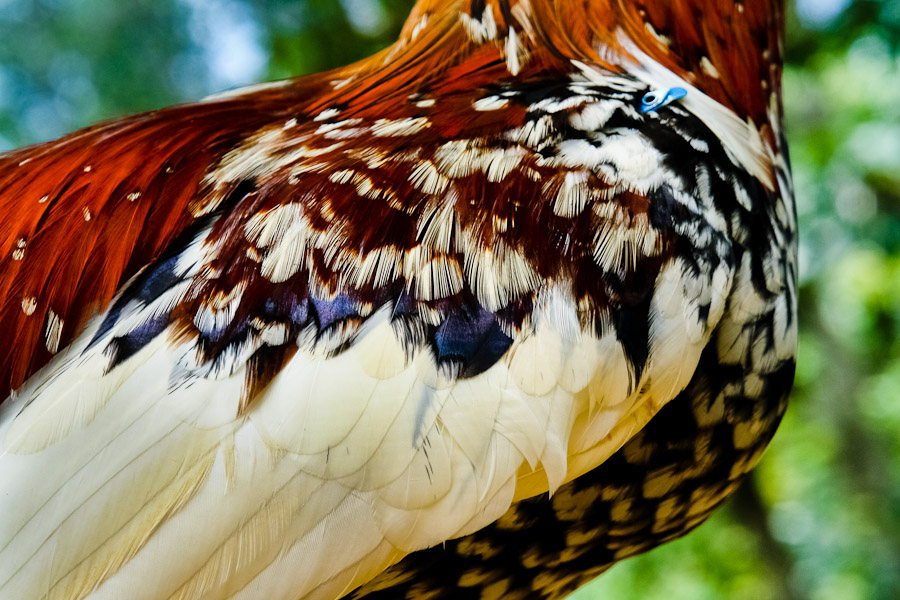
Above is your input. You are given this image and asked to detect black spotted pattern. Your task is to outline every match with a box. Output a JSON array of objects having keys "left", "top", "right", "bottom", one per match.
[{"left": 352, "top": 331, "right": 795, "bottom": 600}]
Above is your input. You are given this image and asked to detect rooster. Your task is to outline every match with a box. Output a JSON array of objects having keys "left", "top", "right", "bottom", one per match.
[{"left": 0, "top": 1, "right": 796, "bottom": 598}]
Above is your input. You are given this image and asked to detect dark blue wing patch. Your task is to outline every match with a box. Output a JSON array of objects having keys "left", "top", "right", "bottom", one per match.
[
  {"left": 432, "top": 305, "right": 513, "bottom": 378},
  {"left": 310, "top": 295, "right": 360, "bottom": 329},
  {"left": 104, "top": 314, "right": 170, "bottom": 369}
]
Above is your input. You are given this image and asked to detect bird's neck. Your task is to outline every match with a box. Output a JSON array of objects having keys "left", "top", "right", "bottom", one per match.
[
  {"left": 302, "top": 0, "right": 787, "bottom": 193},
  {"left": 390, "top": 0, "right": 786, "bottom": 128}
]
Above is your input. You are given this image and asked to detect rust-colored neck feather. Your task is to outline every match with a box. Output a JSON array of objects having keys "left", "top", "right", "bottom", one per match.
[{"left": 326, "top": 0, "right": 784, "bottom": 131}]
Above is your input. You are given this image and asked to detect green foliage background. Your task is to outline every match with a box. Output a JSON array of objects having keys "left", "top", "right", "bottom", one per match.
[{"left": 1, "top": 1, "right": 898, "bottom": 598}]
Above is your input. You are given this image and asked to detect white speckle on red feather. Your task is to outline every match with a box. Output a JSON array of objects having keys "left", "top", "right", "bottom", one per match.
[
  {"left": 460, "top": 3, "right": 498, "bottom": 43},
  {"left": 313, "top": 108, "right": 340, "bottom": 122},
  {"left": 415, "top": 98, "right": 436, "bottom": 108},
  {"left": 259, "top": 322, "right": 291, "bottom": 347},
  {"left": 21, "top": 297, "right": 37, "bottom": 316},
  {"left": 433, "top": 140, "right": 527, "bottom": 181},
  {"left": 296, "top": 143, "right": 344, "bottom": 159},
  {"left": 412, "top": 254, "right": 464, "bottom": 300},
  {"left": 315, "top": 119, "right": 363, "bottom": 135},
  {"left": 331, "top": 76, "right": 355, "bottom": 90},
  {"left": 246, "top": 206, "right": 321, "bottom": 283},
  {"left": 432, "top": 140, "right": 478, "bottom": 178},
  {"left": 644, "top": 22, "right": 672, "bottom": 47},
  {"left": 334, "top": 170, "right": 379, "bottom": 200},
  {"left": 82, "top": 207, "right": 92, "bottom": 221},
  {"left": 292, "top": 161, "right": 331, "bottom": 175},
  {"left": 485, "top": 147, "right": 528, "bottom": 182},
  {"left": 45, "top": 310, "right": 63, "bottom": 353},
  {"left": 550, "top": 171, "right": 591, "bottom": 218},
  {"left": 12, "top": 238, "right": 26, "bottom": 261},
  {"left": 531, "top": 95, "right": 592, "bottom": 113},
  {"left": 504, "top": 26, "right": 528, "bottom": 76},
  {"left": 592, "top": 212, "right": 663, "bottom": 273},
  {"left": 322, "top": 127, "right": 367, "bottom": 140},
  {"left": 522, "top": 166, "right": 541, "bottom": 181},
  {"left": 127, "top": 192, "right": 141, "bottom": 202},
  {"left": 460, "top": 234, "right": 540, "bottom": 311},
  {"left": 416, "top": 197, "right": 460, "bottom": 253},
  {"left": 246, "top": 203, "right": 303, "bottom": 249},
  {"left": 347, "top": 146, "right": 390, "bottom": 169},
  {"left": 343, "top": 245, "right": 405, "bottom": 289},
  {"left": 370, "top": 117, "right": 430, "bottom": 137},
  {"left": 505, "top": 115, "right": 554, "bottom": 147},
  {"left": 410, "top": 14, "right": 429, "bottom": 40},
  {"left": 473, "top": 96, "right": 509, "bottom": 111},
  {"left": 39, "top": 195, "right": 48, "bottom": 203},
  {"left": 409, "top": 160, "right": 450, "bottom": 195},
  {"left": 83, "top": 165, "right": 92, "bottom": 173},
  {"left": 328, "top": 170, "right": 356, "bottom": 185},
  {"left": 700, "top": 56, "right": 720, "bottom": 79},
  {"left": 18, "top": 158, "right": 32, "bottom": 166}
]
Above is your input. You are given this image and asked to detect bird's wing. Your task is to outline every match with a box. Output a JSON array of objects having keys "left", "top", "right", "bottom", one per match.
[
  {"left": 0, "top": 88, "right": 323, "bottom": 400},
  {"left": 0, "top": 63, "right": 741, "bottom": 599}
]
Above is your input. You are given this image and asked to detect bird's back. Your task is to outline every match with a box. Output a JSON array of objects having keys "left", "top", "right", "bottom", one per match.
[{"left": 0, "top": 1, "right": 796, "bottom": 598}]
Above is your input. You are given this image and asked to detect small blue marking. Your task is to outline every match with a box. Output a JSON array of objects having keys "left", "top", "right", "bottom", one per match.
[
  {"left": 640, "top": 87, "right": 687, "bottom": 113},
  {"left": 310, "top": 295, "right": 356, "bottom": 328}
]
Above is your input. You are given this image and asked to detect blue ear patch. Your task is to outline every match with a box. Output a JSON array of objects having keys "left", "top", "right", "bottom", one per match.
[{"left": 640, "top": 87, "right": 687, "bottom": 113}]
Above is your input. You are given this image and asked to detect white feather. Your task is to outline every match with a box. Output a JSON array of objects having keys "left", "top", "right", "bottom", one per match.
[{"left": 0, "top": 266, "right": 732, "bottom": 600}]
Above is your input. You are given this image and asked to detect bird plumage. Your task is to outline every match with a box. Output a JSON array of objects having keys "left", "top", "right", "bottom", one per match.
[{"left": 0, "top": 1, "right": 795, "bottom": 598}]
